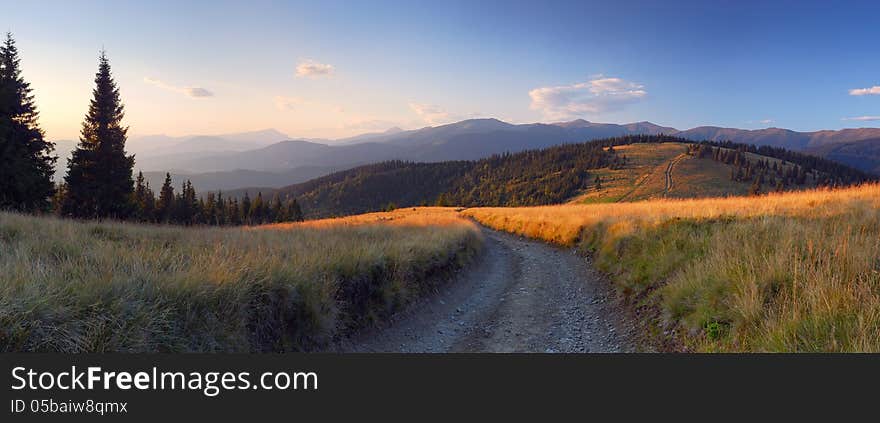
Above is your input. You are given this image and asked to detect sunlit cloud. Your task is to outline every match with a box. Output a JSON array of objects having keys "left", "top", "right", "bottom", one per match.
[
  {"left": 409, "top": 103, "right": 453, "bottom": 125},
  {"left": 143, "top": 77, "right": 214, "bottom": 98},
  {"left": 295, "top": 60, "right": 335, "bottom": 78},
  {"left": 842, "top": 115, "right": 880, "bottom": 122},
  {"left": 747, "top": 119, "right": 775, "bottom": 125},
  {"left": 529, "top": 76, "right": 647, "bottom": 120},
  {"left": 849, "top": 86, "right": 880, "bottom": 96}
]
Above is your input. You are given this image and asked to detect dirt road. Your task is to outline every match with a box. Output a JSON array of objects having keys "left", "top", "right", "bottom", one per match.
[
  {"left": 664, "top": 153, "right": 687, "bottom": 196},
  {"left": 340, "top": 227, "right": 635, "bottom": 353}
]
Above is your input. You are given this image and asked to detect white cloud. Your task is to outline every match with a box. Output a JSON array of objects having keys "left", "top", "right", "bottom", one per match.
[
  {"left": 295, "top": 60, "right": 335, "bottom": 78},
  {"left": 529, "top": 76, "right": 647, "bottom": 120},
  {"left": 144, "top": 77, "right": 213, "bottom": 98},
  {"left": 849, "top": 86, "right": 880, "bottom": 96},
  {"left": 842, "top": 115, "right": 880, "bottom": 122},
  {"left": 408, "top": 103, "right": 453, "bottom": 125},
  {"left": 747, "top": 119, "right": 775, "bottom": 125}
]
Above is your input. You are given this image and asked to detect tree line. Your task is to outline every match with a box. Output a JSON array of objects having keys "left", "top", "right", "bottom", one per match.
[{"left": 0, "top": 33, "right": 303, "bottom": 225}]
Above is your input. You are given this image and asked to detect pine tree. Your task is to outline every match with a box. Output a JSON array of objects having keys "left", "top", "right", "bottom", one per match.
[
  {"left": 132, "top": 171, "right": 155, "bottom": 221},
  {"left": 288, "top": 198, "right": 304, "bottom": 222},
  {"left": 176, "top": 180, "right": 197, "bottom": 224},
  {"left": 157, "top": 172, "right": 174, "bottom": 222},
  {"left": 214, "top": 191, "right": 225, "bottom": 225},
  {"left": 250, "top": 192, "right": 264, "bottom": 224},
  {"left": 270, "top": 194, "right": 284, "bottom": 223},
  {"left": 241, "top": 192, "right": 251, "bottom": 224},
  {"left": 203, "top": 192, "right": 217, "bottom": 225},
  {"left": 0, "top": 33, "right": 56, "bottom": 211},
  {"left": 63, "top": 51, "right": 134, "bottom": 218}
]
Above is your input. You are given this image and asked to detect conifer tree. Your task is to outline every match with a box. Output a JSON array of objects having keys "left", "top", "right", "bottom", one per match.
[
  {"left": 0, "top": 33, "right": 56, "bottom": 211},
  {"left": 241, "top": 192, "right": 251, "bottom": 224},
  {"left": 63, "top": 51, "right": 134, "bottom": 218},
  {"left": 270, "top": 194, "right": 284, "bottom": 222},
  {"left": 288, "top": 197, "right": 304, "bottom": 222},
  {"left": 132, "top": 171, "right": 156, "bottom": 222},
  {"left": 250, "top": 192, "right": 264, "bottom": 224},
  {"left": 157, "top": 172, "right": 175, "bottom": 222}
]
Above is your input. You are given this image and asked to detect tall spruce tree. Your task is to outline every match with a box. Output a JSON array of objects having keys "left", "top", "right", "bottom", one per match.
[
  {"left": 0, "top": 33, "right": 56, "bottom": 211},
  {"left": 62, "top": 51, "right": 134, "bottom": 218},
  {"left": 157, "top": 172, "right": 174, "bottom": 222}
]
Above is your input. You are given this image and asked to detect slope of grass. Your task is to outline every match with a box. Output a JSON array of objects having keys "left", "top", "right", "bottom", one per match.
[
  {"left": 0, "top": 208, "right": 482, "bottom": 352},
  {"left": 464, "top": 184, "right": 880, "bottom": 352}
]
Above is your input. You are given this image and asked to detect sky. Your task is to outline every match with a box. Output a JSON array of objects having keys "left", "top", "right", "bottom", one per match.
[{"left": 4, "top": 0, "right": 880, "bottom": 141}]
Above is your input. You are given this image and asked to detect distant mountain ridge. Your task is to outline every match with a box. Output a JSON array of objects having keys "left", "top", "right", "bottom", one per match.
[{"left": 49, "top": 119, "right": 880, "bottom": 191}]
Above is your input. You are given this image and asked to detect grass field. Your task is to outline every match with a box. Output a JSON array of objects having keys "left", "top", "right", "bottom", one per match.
[
  {"left": 572, "top": 143, "right": 824, "bottom": 204},
  {"left": 0, "top": 208, "right": 481, "bottom": 352},
  {"left": 464, "top": 184, "right": 880, "bottom": 352}
]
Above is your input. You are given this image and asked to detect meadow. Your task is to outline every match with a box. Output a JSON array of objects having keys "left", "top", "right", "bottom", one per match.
[
  {"left": 0, "top": 208, "right": 481, "bottom": 352},
  {"left": 464, "top": 184, "right": 880, "bottom": 352}
]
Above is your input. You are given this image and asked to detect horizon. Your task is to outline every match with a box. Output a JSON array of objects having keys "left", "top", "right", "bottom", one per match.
[
  {"left": 50, "top": 116, "right": 880, "bottom": 145},
  {"left": 5, "top": 0, "right": 880, "bottom": 141}
]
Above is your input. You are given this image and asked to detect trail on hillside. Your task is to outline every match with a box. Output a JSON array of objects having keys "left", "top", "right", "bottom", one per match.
[
  {"left": 339, "top": 227, "right": 635, "bottom": 353},
  {"left": 664, "top": 154, "right": 687, "bottom": 196}
]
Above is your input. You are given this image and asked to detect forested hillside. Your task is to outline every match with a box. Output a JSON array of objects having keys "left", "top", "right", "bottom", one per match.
[{"left": 273, "top": 135, "right": 874, "bottom": 218}]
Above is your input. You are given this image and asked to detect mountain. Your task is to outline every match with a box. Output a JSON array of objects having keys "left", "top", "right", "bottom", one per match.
[
  {"left": 141, "top": 166, "right": 334, "bottom": 194},
  {"left": 675, "top": 126, "right": 880, "bottom": 151},
  {"left": 49, "top": 120, "right": 880, "bottom": 192},
  {"left": 52, "top": 129, "right": 294, "bottom": 178},
  {"left": 806, "top": 138, "right": 880, "bottom": 175},
  {"left": 150, "top": 118, "right": 682, "bottom": 175}
]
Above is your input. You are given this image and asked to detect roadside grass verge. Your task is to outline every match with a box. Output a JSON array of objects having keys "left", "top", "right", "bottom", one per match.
[
  {"left": 464, "top": 184, "right": 880, "bottom": 352},
  {"left": 0, "top": 208, "right": 482, "bottom": 352}
]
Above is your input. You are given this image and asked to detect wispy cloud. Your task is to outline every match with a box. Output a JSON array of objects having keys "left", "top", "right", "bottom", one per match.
[
  {"left": 295, "top": 60, "right": 335, "bottom": 78},
  {"left": 529, "top": 76, "right": 647, "bottom": 120},
  {"left": 842, "top": 115, "right": 880, "bottom": 122},
  {"left": 144, "top": 77, "right": 213, "bottom": 98},
  {"left": 409, "top": 103, "right": 453, "bottom": 125},
  {"left": 747, "top": 119, "right": 775, "bottom": 125},
  {"left": 849, "top": 86, "right": 880, "bottom": 96},
  {"left": 274, "top": 95, "right": 306, "bottom": 111}
]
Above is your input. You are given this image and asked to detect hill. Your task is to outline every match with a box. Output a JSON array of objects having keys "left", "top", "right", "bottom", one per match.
[{"left": 266, "top": 135, "right": 874, "bottom": 218}]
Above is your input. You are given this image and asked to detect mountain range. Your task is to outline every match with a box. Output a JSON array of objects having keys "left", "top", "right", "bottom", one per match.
[{"left": 50, "top": 119, "right": 880, "bottom": 192}]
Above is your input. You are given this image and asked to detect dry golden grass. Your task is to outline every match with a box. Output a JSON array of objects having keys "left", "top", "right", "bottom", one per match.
[
  {"left": 466, "top": 184, "right": 880, "bottom": 245},
  {"left": 0, "top": 208, "right": 481, "bottom": 352},
  {"left": 464, "top": 184, "right": 880, "bottom": 352},
  {"left": 260, "top": 207, "right": 467, "bottom": 229}
]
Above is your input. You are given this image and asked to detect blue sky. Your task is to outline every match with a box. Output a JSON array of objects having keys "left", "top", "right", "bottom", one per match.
[{"left": 4, "top": 0, "right": 879, "bottom": 140}]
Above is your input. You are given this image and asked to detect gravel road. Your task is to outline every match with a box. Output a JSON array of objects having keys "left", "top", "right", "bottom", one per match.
[{"left": 339, "top": 227, "right": 636, "bottom": 353}]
